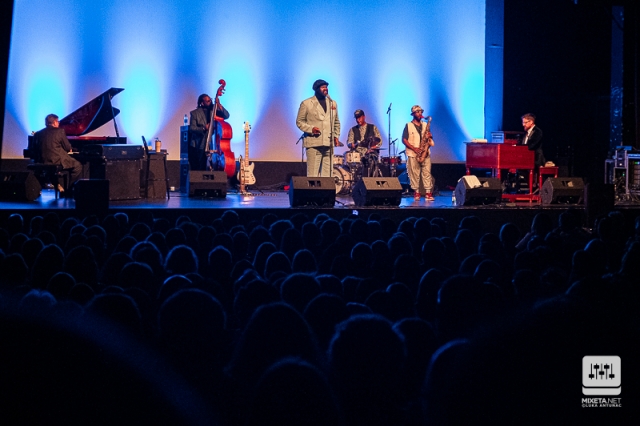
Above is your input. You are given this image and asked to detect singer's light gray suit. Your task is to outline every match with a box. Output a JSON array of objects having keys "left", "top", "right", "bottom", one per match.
[{"left": 296, "top": 96, "right": 341, "bottom": 177}]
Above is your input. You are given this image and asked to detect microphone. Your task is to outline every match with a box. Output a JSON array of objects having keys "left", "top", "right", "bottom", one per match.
[
  {"left": 387, "top": 103, "right": 392, "bottom": 114},
  {"left": 390, "top": 138, "right": 398, "bottom": 145}
]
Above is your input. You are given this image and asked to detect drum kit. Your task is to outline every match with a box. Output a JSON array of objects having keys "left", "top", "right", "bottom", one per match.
[{"left": 333, "top": 136, "right": 404, "bottom": 194}]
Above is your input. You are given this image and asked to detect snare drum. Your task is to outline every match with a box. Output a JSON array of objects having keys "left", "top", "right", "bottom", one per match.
[
  {"left": 345, "top": 151, "right": 361, "bottom": 164},
  {"left": 333, "top": 155, "right": 344, "bottom": 165},
  {"left": 333, "top": 165, "right": 353, "bottom": 194}
]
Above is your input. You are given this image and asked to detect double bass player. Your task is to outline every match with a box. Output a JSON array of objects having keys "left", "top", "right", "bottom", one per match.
[{"left": 188, "top": 93, "right": 230, "bottom": 171}]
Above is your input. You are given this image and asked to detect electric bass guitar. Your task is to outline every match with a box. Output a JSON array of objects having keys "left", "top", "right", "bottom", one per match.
[{"left": 237, "top": 121, "right": 256, "bottom": 188}]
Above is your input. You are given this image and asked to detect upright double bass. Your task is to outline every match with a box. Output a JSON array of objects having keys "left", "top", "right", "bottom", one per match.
[{"left": 204, "top": 79, "right": 235, "bottom": 177}]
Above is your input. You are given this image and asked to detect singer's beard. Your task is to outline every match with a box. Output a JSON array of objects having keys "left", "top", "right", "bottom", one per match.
[{"left": 314, "top": 90, "right": 326, "bottom": 99}]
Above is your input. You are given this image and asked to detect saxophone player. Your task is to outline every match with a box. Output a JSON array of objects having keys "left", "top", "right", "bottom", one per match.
[{"left": 402, "top": 105, "right": 435, "bottom": 201}]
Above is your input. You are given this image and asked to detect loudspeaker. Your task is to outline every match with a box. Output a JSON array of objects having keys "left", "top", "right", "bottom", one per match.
[
  {"left": 289, "top": 176, "right": 335, "bottom": 207},
  {"left": 90, "top": 159, "right": 141, "bottom": 200},
  {"left": 143, "top": 155, "right": 168, "bottom": 199},
  {"left": 585, "top": 183, "right": 614, "bottom": 227},
  {"left": 454, "top": 176, "right": 502, "bottom": 206},
  {"left": 74, "top": 179, "right": 109, "bottom": 213},
  {"left": 188, "top": 171, "right": 227, "bottom": 198},
  {"left": 0, "top": 171, "right": 41, "bottom": 201},
  {"left": 352, "top": 177, "right": 402, "bottom": 206},
  {"left": 179, "top": 161, "right": 190, "bottom": 193},
  {"left": 541, "top": 177, "right": 584, "bottom": 205},
  {"left": 179, "top": 125, "right": 190, "bottom": 193}
]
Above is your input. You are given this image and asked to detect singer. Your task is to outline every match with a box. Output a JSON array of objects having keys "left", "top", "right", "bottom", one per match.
[
  {"left": 188, "top": 93, "right": 230, "bottom": 171},
  {"left": 402, "top": 105, "right": 435, "bottom": 201},
  {"left": 295, "top": 79, "right": 341, "bottom": 177}
]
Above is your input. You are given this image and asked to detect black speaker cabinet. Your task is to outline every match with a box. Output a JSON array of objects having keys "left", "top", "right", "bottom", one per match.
[
  {"left": 142, "top": 155, "right": 168, "bottom": 199},
  {"left": 179, "top": 161, "right": 190, "bottom": 193},
  {"left": 74, "top": 179, "right": 109, "bottom": 213},
  {"left": 454, "top": 176, "right": 502, "bottom": 206},
  {"left": 289, "top": 176, "right": 335, "bottom": 207},
  {"left": 541, "top": 177, "right": 584, "bottom": 205},
  {"left": 0, "top": 171, "right": 41, "bottom": 201},
  {"left": 89, "top": 159, "right": 141, "bottom": 201},
  {"left": 352, "top": 177, "right": 402, "bottom": 206},
  {"left": 188, "top": 171, "right": 227, "bottom": 198}
]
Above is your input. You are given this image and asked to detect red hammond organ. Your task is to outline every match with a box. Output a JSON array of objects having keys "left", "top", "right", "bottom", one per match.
[{"left": 465, "top": 142, "right": 535, "bottom": 201}]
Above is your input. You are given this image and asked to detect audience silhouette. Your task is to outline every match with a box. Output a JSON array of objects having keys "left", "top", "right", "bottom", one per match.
[{"left": 1, "top": 209, "right": 638, "bottom": 424}]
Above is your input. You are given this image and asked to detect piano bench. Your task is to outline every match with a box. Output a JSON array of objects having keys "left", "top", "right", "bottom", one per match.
[{"left": 27, "top": 164, "right": 72, "bottom": 199}]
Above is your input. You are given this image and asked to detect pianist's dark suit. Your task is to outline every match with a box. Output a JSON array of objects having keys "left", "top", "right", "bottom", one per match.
[
  {"left": 35, "top": 126, "right": 83, "bottom": 186},
  {"left": 525, "top": 126, "right": 545, "bottom": 167}
]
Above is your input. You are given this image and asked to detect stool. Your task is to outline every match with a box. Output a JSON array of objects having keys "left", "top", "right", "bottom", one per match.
[
  {"left": 145, "top": 151, "right": 170, "bottom": 199},
  {"left": 27, "top": 163, "right": 72, "bottom": 199},
  {"left": 538, "top": 166, "right": 559, "bottom": 189}
]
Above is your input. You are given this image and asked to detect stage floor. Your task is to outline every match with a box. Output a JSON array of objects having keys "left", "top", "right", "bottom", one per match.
[
  {"left": 1, "top": 187, "right": 610, "bottom": 234},
  {"left": 1, "top": 188, "right": 569, "bottom": 211}
]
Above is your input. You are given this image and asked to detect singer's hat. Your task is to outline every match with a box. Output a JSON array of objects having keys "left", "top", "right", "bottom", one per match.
[{"left": 312, "top": 79, "right": 329, "bottom": 91}]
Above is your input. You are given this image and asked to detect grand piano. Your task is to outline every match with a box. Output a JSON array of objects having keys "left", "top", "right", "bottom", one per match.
[
  {"left": 25, "top": 88, "right": 145, "bottom": 201},
  {"left": 24, "top": 87, "right": 127, "bottom": 158},
  {"left": 465, "top": 141, "right": 535, "bottom": 201}
]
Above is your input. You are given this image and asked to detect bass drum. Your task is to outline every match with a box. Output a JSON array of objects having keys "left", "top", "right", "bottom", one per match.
[{"left": 333, "top": 165, "right": 353, "bottom": 194}]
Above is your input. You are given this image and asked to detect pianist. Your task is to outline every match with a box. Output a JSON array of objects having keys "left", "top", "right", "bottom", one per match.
[
  {"left": 34, "top": 114, "right": 84, "bottom": 191},
  {"left": 188, "top": 93, "right": 230, "bottom": 171}
]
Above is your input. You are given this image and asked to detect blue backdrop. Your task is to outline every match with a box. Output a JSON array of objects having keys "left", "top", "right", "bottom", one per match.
[{"left": 2, "top": 0, "right": 486, "bottom": 162}]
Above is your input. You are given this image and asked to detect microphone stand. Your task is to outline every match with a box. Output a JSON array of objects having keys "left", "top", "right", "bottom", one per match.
[
  {"left": 387, "top": 103, "right": 394, "bottom": 176},
  {"left": 296, "top": 133, "right": 305, "bottom": 166},
  {"left": 330, "top": 107, "right": 334, "bottom": 178}
]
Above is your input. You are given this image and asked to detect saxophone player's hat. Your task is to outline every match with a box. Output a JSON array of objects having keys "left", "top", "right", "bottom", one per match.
[
  {"left": 411, "top": 105, "right": 424, "bottom": 115},
  {"left": 354, "top": 109, "right": 365, "bottom": 118}
]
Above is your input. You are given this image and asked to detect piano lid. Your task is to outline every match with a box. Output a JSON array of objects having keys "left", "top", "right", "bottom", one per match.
[{"left": 58, "top": 87, "right": 124, "bottom": 136}]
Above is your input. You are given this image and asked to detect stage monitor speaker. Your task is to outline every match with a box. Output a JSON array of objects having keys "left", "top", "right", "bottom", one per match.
[
  {"left": 188, "top": 170, "right": 227, "bottom": 198},
  {"left": 352, "top": 177, "right": 402, "bottom": 206},
  {"left": 0, "top": 171, "right": 41, "bottom": 201},
  {"left": 74, "top": 179, "right": 109, "bottom": 213},
  {"left": 454, "top": 175, "right": 502, "bottom": 206},
  {"left": 585, "top": 183, "right": 614, "bottom": 227},
  {"left": 289, "top": 176, "right": 335, "bottom": 207},
  {"left": 541, "top": 177, "right": 584, "bottom": 205}
]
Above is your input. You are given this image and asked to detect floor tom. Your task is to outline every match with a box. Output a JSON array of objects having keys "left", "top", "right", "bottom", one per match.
[{"left": 381, "top": 156, "right": 402, "bottom": 165}]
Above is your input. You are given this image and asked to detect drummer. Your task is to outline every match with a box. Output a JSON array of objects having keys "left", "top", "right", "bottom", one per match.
[{"left": 346, "top": 109, "right": 382, "bottom": 155}]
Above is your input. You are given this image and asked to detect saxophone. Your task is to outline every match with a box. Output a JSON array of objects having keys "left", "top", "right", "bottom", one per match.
[{"left": 417, "top": 116, "right": 433, "bottom": 163}]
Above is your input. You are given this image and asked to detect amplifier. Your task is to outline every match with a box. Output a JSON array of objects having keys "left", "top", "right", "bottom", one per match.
[
  {"left": 81, "top": 144, "right": 144, "bottom": 160},
  {"left": 88, "top": 159, "right": 142, "bottom": 200}
]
